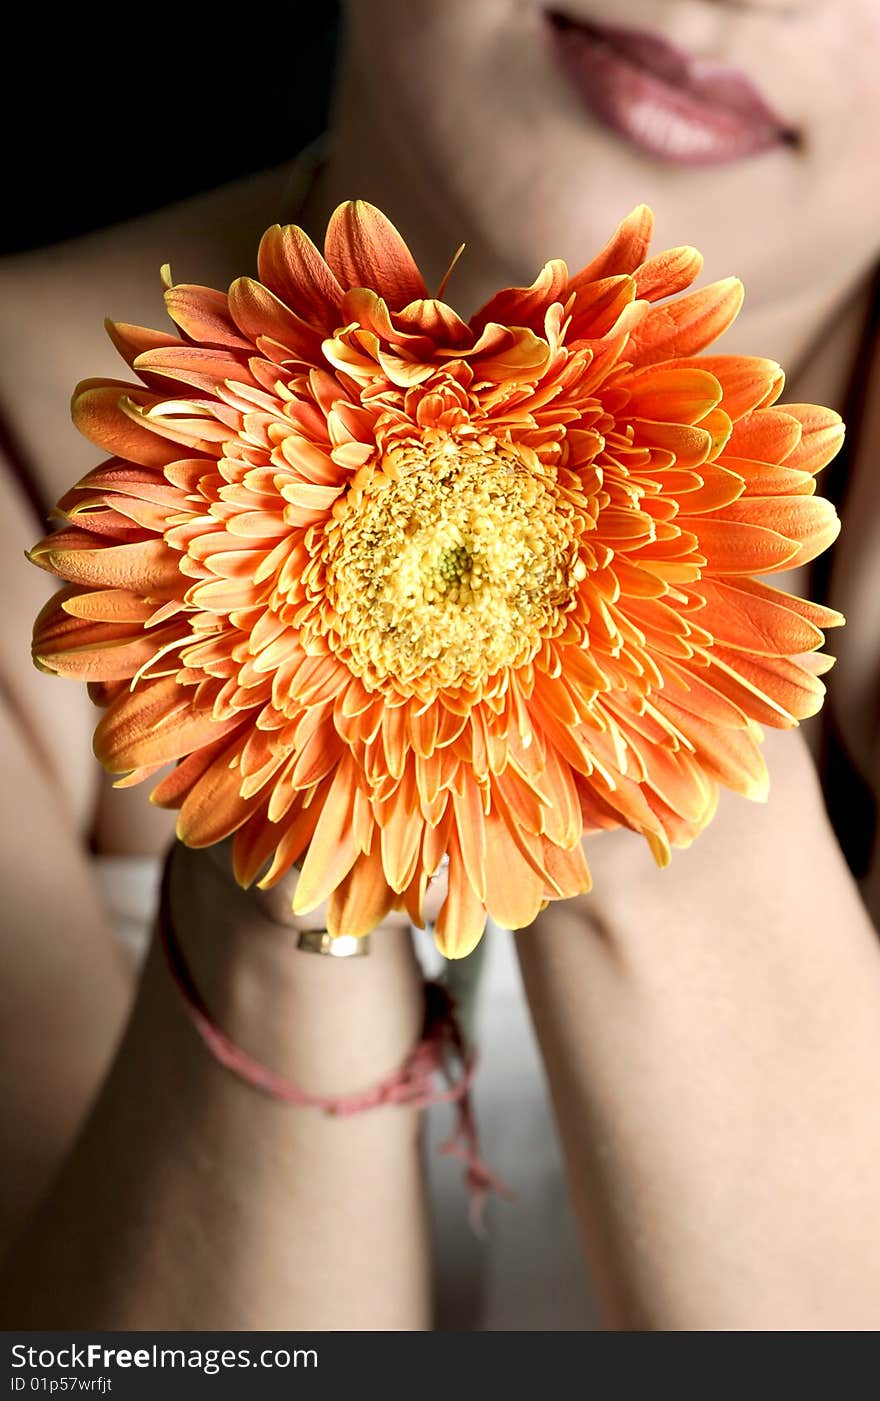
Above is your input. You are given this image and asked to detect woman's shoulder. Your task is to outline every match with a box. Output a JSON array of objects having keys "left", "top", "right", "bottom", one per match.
[
  {"left": 0, "top": 163, "right": 294, "bottom": 847},
  {"left": 0, "top": 162, "right": 292, "bottom": 511}
]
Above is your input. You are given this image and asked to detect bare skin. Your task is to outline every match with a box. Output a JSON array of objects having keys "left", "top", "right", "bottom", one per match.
[
  {"left": 1, "top": 0, "right": 880, "bottom": 1331},
  {"left": 520, "top": 728, "right": 880, "bottom": 1330},
  {"left": 2, "top": 846, "right": 433, "bottom": 1329}
]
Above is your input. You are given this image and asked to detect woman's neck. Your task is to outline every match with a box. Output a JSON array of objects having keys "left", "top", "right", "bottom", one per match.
[
  {"left": 295, "top": 57, "right": 522, "bottom": 317},
  {"left": 298, "top": 55, "right": 876, "bottom": 417}
]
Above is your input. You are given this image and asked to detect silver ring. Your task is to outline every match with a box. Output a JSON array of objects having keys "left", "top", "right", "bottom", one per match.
[{"left": 296, "top": 930, "right": 371, "bottom": 958}]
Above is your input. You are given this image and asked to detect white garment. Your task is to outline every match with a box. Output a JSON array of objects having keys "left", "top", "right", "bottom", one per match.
[{"left": 94, "top": 855, "right": 601, "bottom": 1331}]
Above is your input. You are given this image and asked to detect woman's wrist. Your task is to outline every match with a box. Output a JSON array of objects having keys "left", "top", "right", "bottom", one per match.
[{"left": 165, "top": 841, "right": 426, "bottom": 1096}]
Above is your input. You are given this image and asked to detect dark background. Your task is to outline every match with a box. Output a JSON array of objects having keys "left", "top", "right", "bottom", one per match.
[{"left": 0, "top": 3, "right": 341, "bottom": 255}]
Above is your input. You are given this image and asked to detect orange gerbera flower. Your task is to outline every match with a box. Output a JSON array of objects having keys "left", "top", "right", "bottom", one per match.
[{"left": 30, "top": 202, "right": 843, "bottom": 956}]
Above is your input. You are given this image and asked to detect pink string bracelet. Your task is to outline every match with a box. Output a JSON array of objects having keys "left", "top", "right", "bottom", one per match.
[{"left": 157, "top": 857, "right": 513, "bottom": 1230}]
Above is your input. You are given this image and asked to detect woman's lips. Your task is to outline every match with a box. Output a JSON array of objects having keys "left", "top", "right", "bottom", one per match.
[{"left": 546, "top": 11, "right": 800, "bottom": 166}]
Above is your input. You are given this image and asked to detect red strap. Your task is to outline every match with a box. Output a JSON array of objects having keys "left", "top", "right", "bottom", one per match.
[{"left": 158, "top": 856, "right": 512, "bottom": 1229}]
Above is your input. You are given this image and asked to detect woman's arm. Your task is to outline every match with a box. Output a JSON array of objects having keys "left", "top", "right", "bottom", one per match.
[
  {"left": 0, "top": 693, "right": 135, "bottom": 1252},
  {"left": 0, "top": 840, "right": 431, "bottom": 1329},
  {"left": 517, "top": 727, "right": 880, "bottom": 1330},
  {"left": 0, "top": 474, "right": 136, "bottom": 1251},
  {"left": 0, "top": 441, "right": 433, "bottom": 1330}
]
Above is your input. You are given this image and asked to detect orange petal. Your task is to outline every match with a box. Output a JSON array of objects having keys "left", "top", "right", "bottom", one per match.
[
  {"left": 33, "top": 601, "right": 183, "bottom": 682},
  {"left": 799, "top": 651, "right": 836, "bottom": 678},
  {"left": 258, "top": 224, "right": 344, "bottom": 330},
  {"left": 253, "top": 798, "right": 325, "bottom": 889},
  {"left": 623, "top": 366, "right": 722, "bottom": 424},
  {"left": 379, "top": 770, "right": 423, "bottom": 892},
  {"left": 710, "top": 647, "right": 826, "bottom": 724},
  {"left": 673, "top": 355, "right": 784, "bottom": 419},
  {"left": 164, "top": 284, "right": 254, "bottom": 349},
  {"left": 29, "top": 531, "right": 183, "bottom": 595},
  {"left": 483, "top": 811, "right": 547, "bottom": 930},
  {"left": 324, "top": 200, "right": 428, "bottom": 308},
  {"left": 654, "top": 659, "right": 750, "bottom": 728},
  {"left": 776, "top": 405, "right": 845, "bottom": 475},
  {"left": 539, "top": 837, "right": 592, "bottom": 901},
  {"left": 72, "top": 382, "right": 196, "bottom": 468},
  {"left": 66, "top": 460, "right": 188, "bottom": 511},
  {"left": 326, "top": 851, "right": 396, "bottom": 939},
  {"left": 538, "top": 745, "right": 582, "bottom": 848},
  {"left": 451, "top": 778, "right": 488, "bottom": 903},
  {"left": 656, "top": 700, "right": 767, "bottom": 799},
  {"left": 630, "top": 419, "right": 713, "bottom": 469},
  {"left": 59, "top": 586, "right": 159, "bottom": 624},
  {"left": 568, "top": 274, "right": 637, "bottom": 340},
  {"left": 696, "top": 577, "right": 824, "bottom": 655},
  {"left": 470, "top": 259, "right": 569, "bottom": 335},
  {"left": 150, "top": 732, "right": 237, "bottom": 809},
  {"left": 105, "top": 320, "right": 187, "bottom": 394},
  {"left": 720, "top": 456, "right": 815, "bottom": 497},
  {"left": 227, "top": 277, "right": 322, "bottom": 360},
  {"left": 291, "top": 756, "right": 359, "bottom": 914},
  {"left": 176, "top": 737, "right": 258, "bottom": 846},
  {"left": 433, "top": 832, "right": 487, "bottom": 959},
  {"left": 626, "top": 278, "right": 743, "bottom": 366},
  {"left": 463, "top": 323, "right": 551, "bottom": 380},
  {"left": 669, "top": 462, "right": 745, "bottom": 514},
  {"left": 687, "top": 659, "right": 784, "bottom": 731},
  {"left": 726, "top": 578, "right": 843, "bottom": 631},
  {"left": 95, "top": 682, "right": 244, "bottom": 772},
  {"left": 639, "top": 742, "right": 716, "bottom": 825},
  {"left": 633, "top": 245, "right": 703, "bottom": 301},
  {"left": 714, "top": 495, "right": 840, "bottom": 568},
  {"left": 725, "top": 406, "right": 803, "bottom": 463},
  {"left": 568, "top": 204, "right": 654, "bottom": 286},
  {"left": 395, "top": 297, "right": 471, "bottom": 346},
  {"left": 134, "top": 346, "right": 252, "bottom": 397},
  {"left": 686, "top": 517, "right": 798, "bottom": 574}
]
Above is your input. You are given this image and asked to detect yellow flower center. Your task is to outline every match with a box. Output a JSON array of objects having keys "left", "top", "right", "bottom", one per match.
[{"left": 316, "top": 434, "right": 583, "bottom": 697}]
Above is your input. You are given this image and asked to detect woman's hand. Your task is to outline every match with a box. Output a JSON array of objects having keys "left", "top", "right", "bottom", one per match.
[
  {"left": 168, "top": 838, "right": 446, "bottom": 1095},
  {"left": 1, "top": 837, "right": 439, "bottom": 1330},
  {"left": 517, "top": 726, "right": 880, "bottom": 1330}
]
